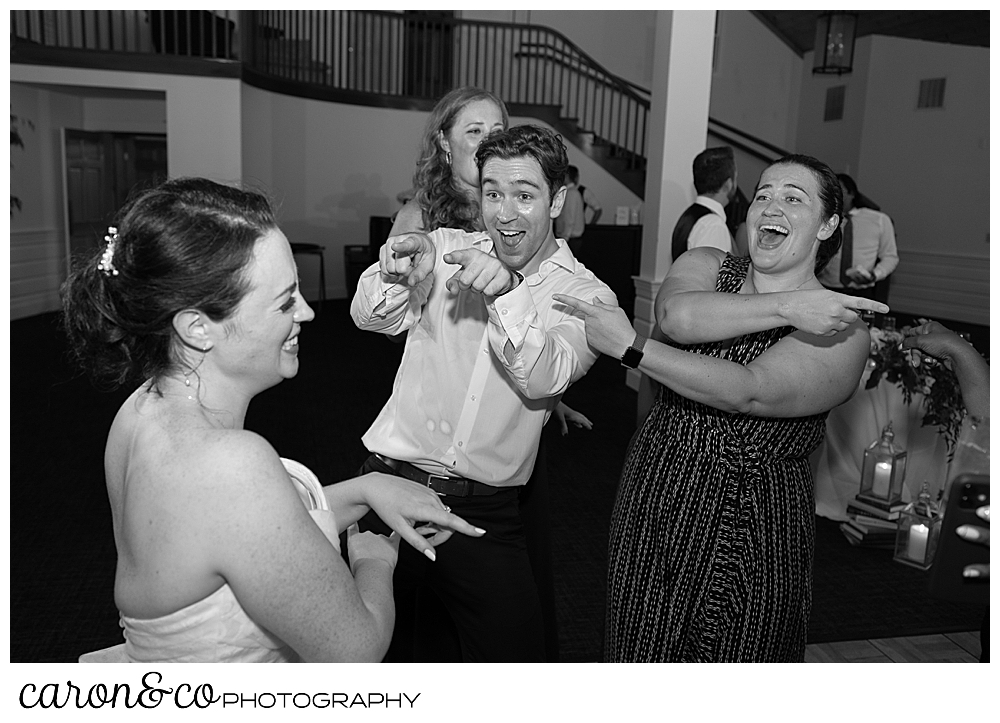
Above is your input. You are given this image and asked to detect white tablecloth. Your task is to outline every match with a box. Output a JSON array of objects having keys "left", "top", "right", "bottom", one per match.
[{"left": 812, "top": 365, "right": 952, "bottom": 521}]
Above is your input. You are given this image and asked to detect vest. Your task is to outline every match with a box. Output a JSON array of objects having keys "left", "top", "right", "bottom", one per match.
[{"left": 671, "top": 203, "right": 714, "bottom": 261}]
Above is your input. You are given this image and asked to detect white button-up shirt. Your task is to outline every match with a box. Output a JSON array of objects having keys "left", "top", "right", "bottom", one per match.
[
  {"left": 818, "top": 207, "right": 899, "bottom": 289},
  {"left": 351, "top": 228, "right": 616, "bottom": 487},
  {"left": 687, "top": 196, "right": 733, "bottom": 254}
]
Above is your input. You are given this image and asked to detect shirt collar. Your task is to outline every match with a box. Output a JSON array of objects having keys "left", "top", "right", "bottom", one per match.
[
  {"left": 695, "top": 195, "right": 726, "bottom": 218},
  {"left": 477, "top": 233, "right": 577, "bottom": 278}
]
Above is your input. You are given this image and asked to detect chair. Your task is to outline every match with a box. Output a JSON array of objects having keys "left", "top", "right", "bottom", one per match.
[{"left": 289, "top": 243, "right": 326, "bottom": 310}]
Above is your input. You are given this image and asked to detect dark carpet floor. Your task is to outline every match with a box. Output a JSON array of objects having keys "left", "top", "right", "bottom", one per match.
[{"left": 9, "top": 301, "right": 986, "bottom": 663}]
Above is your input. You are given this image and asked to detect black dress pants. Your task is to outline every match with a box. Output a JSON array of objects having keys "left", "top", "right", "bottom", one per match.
[{"left": 358, "top": 454, "right": 546, "bottom": 663}]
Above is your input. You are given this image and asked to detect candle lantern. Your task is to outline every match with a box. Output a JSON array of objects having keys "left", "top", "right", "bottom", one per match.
[
  {"left": 859, "top": 422, "right": 906, "bottom": 505},
  {"left": 894, "top": 483, "right": 942, "bottom": 569}
]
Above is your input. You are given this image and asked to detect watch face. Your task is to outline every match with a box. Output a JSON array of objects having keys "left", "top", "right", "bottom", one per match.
[{"left": 621, "top": 346, "right": 643, "bottom": 369}]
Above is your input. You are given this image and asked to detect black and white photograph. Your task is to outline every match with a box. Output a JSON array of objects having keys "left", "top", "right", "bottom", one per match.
[{"left": 8, "top": 7, "right": 990, "bottom": 718}]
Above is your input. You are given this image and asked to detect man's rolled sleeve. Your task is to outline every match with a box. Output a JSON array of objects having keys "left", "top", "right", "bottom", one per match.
[
  {"left": 350, "top": 263, "right": 430, "bottom": 334},
  {"left": 487, "top": 278, "right": 616, "bottom": 399}
]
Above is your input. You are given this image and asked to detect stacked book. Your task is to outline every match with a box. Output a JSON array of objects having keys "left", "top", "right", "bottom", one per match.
[{"left": 839, "top": 495, "right": 906, "bottom": 549}]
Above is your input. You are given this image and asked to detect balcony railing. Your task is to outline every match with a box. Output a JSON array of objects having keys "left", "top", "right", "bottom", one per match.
[
  {"left": 12, "top": 9, "right": 648, "bottom": 183},
  {"left": 239, "top": 11, "right": 648, "bottom": 176},
  {"left": 11, "top": 9, "right": 239, "bottom": 59}
]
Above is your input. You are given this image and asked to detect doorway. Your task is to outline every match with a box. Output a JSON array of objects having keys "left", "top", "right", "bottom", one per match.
[{"left": 64, "top": 130, "right": 167, "bottom": 263}]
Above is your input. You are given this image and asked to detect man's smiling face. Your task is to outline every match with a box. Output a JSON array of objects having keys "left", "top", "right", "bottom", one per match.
[{"left": 480, "top": 155, "right": 565, "bottom": 276}]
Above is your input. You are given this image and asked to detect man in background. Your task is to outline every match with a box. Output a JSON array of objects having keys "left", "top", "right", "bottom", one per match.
[
  {"left": 818, "top": 173, "right": 898, "bottom": 303},
  {"left": 555, "top": 164, "right": 586, "bottom": 254},
  {"left": 575, "top": 168, "right": 603, "bottom": 226},
  {"left": 670, "top": 146, "right": 737, "bottom": 261}
]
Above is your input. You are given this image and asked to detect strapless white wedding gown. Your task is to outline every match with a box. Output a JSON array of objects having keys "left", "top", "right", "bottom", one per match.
[{"left": 79, "top": 459, "right": 338, "bottom": 663}]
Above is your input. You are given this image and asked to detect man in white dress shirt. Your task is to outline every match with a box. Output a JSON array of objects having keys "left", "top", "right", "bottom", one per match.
[
  {"left": 818, "top": 173, "right": 898, "bottom": 302},
  {"left": 351, "top": 125, "right": 615, "bottom": 662},
  {"left": 670, "top": 146, "right": 738, "bottom": 261}
]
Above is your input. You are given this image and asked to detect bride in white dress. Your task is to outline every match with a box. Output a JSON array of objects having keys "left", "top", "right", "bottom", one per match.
[{"left": 63, "top": 179, "right": 483, "bottom": 663}]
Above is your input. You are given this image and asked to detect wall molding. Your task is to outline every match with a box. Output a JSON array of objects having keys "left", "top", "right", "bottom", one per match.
[
  {"left": 889, "top": 249, "right": 989, "bottom": 325},
  {"left": 10, "top": 227, "right": 64, "bottom": 320}
]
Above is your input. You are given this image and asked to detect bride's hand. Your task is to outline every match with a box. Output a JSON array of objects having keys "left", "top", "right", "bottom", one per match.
[
  {"left": 781, "top": 289, "right": 888, "bottom": 336},
  {"left": 552, "top": 294, "right": 632, "bottom": 359},
  {"left": 360, "top": 473, "right": 485, "bottom": 557},
  {"left": 347, "top": 524, "right": 400, "bottom": 576}
]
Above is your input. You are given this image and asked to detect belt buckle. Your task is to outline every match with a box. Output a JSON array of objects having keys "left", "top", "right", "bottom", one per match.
[{"left": 427, "top": 474, "right": 467, "bottom": 497}]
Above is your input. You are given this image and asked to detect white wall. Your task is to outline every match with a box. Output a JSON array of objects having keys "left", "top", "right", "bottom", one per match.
[
  {"left": 797, "top": 36, "right": 989, "bottom": 323},
  {"left": 860, "top": 37, "right": 988, "bottom": 258},
  {"left": 82, "top": 96, "right": 166, "bottom": 134},
  {"left": 861, "top": 37, "right": 989, "bottom": 324},
  {"left": 9, "top": 65, "right": 242, "bottom": 181},
  {"left": 241, "top": 87, "right": 428, "bottom": 302},
  {"left": 241, "top": 84, "right": 641, "bottom": 301},
  {"left": 711, "top": 10, "right": 803, "bottom": 152},
  {"left": 796, "top": 37, "right": 872, "bottom": 177},
  {"left": 461, "top": 10, "right": 656, "bottom": 89},
  {"left": 9, "top": 65, "right": 243, "bottom": 319}
]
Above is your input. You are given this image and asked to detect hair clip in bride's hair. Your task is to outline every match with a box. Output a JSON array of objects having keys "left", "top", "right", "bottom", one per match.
[{"left": 98, "top": 227, "right": 119, "bottom": 277}]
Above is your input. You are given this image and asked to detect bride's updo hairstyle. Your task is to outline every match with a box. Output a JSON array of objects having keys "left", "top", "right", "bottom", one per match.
[
  {"left": 765, "top": 154, "right": 844, "bottom": 274},
  {"left": 61, "top": 178, "right": 277, "bottom": 389}
]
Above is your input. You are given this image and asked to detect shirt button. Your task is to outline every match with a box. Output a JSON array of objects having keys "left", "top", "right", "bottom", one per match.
[
  {"left": 471, "top": 395, "right": 476, "bottom": 401},
  {"left": 501, "top": 309, "right": 508, "bottom": 316},
  {"left": 458, "top": 441, "right": 463, "bottom": 447}
]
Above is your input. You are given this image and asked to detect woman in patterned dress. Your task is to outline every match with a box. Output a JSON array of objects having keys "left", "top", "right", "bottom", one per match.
[{"left": 555, "top": 154, "right": 888, "bottom": 662}]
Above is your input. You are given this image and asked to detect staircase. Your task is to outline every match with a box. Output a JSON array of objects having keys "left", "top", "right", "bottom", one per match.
[
  {"left": 239, "top": 11, "right": 651, "bottom": 197},
  {"left": 12, "top": 9, "right": 786, "bottom": 199}
]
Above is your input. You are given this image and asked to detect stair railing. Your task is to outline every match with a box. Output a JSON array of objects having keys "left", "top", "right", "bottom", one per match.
[
  {"left": 240, "top": 11, "right": 649, "bottom": 175},
  {"left": 12, "top": 10, "right": 651, "bottom": 177}
]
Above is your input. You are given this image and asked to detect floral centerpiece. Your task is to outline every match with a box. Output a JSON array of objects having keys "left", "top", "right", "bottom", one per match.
[{"left": 865, "top": 321, "right": 966, "bottom": 453}]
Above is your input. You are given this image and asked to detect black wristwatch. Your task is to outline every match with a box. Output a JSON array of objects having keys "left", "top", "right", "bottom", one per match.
[{"left": 620, "top": 332, "right": 647, "bottom": 369}]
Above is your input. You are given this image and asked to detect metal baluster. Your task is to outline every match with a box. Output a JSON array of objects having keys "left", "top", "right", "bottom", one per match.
[
  {"left": 338, "top": 11, "right": 344, "bottom": 89},
  {"left": 558, "top": 39, "right": 564, "bottom": 118},
  {"left": 357, "top": 11, "right": 362, "bottom": 94},
  {"left": 373, "top": 13, "right": 380, "bottom": 92},
  {"left": 365, "top": 13, "right": 371, "bottom": 92},
  {"left": 476, "top": 23, "right": 483, "bottom": 88},
  {"left": 285, "top": 10, "right": 291, "bottom": 78},
  {"left": 574, "top": 50, "right": 581, "bottom": 133},
  {"left": 552, "top": 34, "right": 556, "bottom": 108},
  {"left": 324, "top": 10, "right": 330, "bottom": 89},
  {"left": 295, "top": 10, "right": 301, "bottom": 81}
]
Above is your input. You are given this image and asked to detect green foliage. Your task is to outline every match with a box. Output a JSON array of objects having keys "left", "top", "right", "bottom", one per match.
[{"left": 865, "top": 323, "right": 966, "bottom": 453}]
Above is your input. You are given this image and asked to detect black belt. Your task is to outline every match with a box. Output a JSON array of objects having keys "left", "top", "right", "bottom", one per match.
[{"left": 372, "top": 454, "right": 499, "bottom": 497}]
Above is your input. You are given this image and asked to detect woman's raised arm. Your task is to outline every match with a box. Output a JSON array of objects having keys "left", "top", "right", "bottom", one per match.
[
  {"left": 656, "top": 249, "right": 887, "bottom": 344},
  {"left": 556, "top": 293, "right": 870, "bottom": 418}
]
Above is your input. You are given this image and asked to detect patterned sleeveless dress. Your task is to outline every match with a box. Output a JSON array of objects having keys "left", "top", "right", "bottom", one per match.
[{"left": 605, "top": 255, "right": 827, "bottom": 662}]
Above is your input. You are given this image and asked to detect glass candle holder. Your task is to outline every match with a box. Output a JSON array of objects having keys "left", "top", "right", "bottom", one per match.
[
  {"left": 894, "top": 484, "right": 942, "bottom": 570},
  {"left": 859, "top": 422, "right": 906, "bottom": 505}
]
